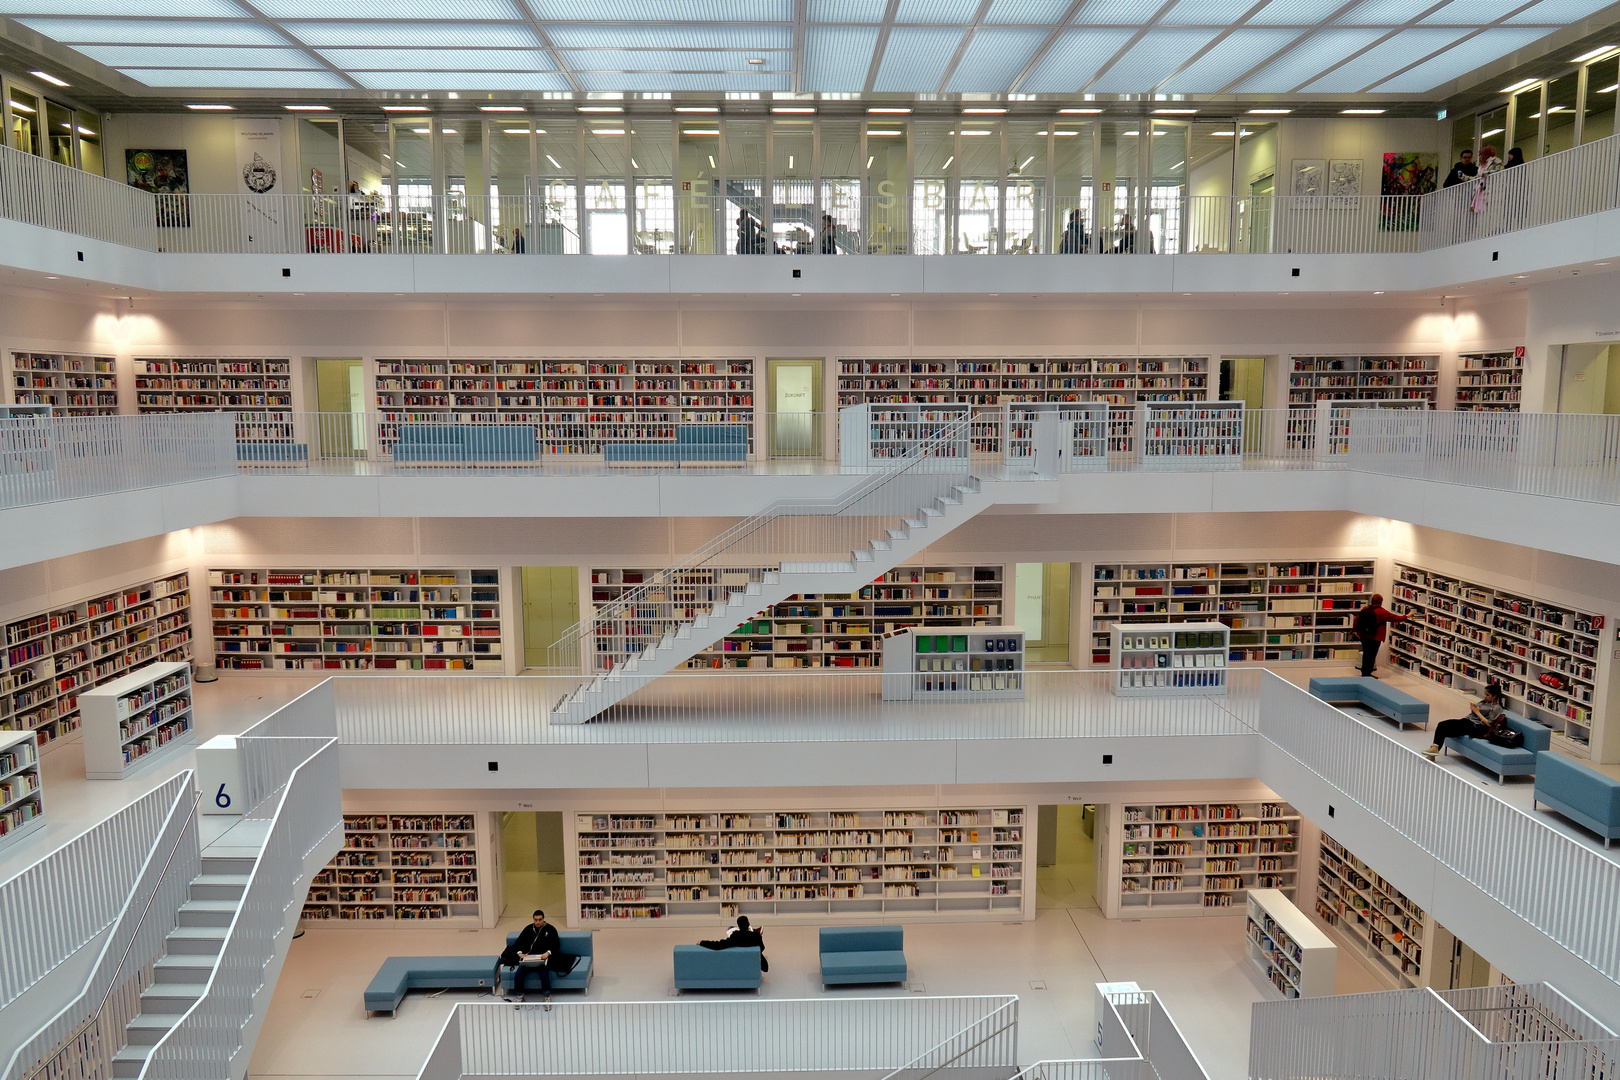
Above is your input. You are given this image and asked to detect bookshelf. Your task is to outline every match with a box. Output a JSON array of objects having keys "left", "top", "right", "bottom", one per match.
[
  {"left": 1112, "top": 799, "right": 1301, "bottom": 918},
  {"left": 566, "top": 805, "right": 1029, "bottom": 925},
  {"left": 839, "top": 404, "right": 970, "bottom": 467},
  {"left": 880, "top": 627, "right": 1024, "bottom": 701},
  {"left": 1454, "top": 350, "right": 1523, "bottom": 412},
  {"left": 134, "top": 357, "right": 295, "bottom": 441},
  {"left": 1246, "top": 889, "right": 1337, "bottom": 998},
  {"left": 8, "top": 352, "right": 119, "bottom": 415},
  {"left": 1287, "top": 355, "right": 1439, "bottom": 405},
  {"left": 1313, "top": 832, "right": 1446, "bottom": 989},
  {"left": 1110, "top": 622, "right": 1228, "bottom": 696},
  {"left": 300, "top": 813, "right": 486, "bottom": 925},
  {"left": 835, "top": 357, "right": 1210, "bottom": 410},
  {"left": 1387, "top": 563, "right": 1599, "bottom": 755},
  {"left": 1, "top": 572, "right": 192, "bottom": 748},
  {"left": 79, "top": 660, "right": 193, "bottom": 780},
  {"left": 589, "top": 564, "right": 1005, "bottom": 671},
  {"left": 1091, "top": 560, "right": 1375, "bottom": 666},
  {"left": 1135, "top": 402, "right": 1243, "bottom": 466},
  {"left": 209, "top": 568, "right": 503, "bottom": 672},
  {"left": 373, "top": 358, "right": 754, "bottom": 454},
  {"left": 0, "top": 730, "right": 45, "bottom": 853}
]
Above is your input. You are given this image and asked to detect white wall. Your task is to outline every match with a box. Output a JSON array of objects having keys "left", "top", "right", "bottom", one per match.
[
  {"left": 102, "top": 113, "right": 298, "bottom": 196},
  {"left": 1523, "top": 269, "right": 1620, "bottom": 411},
  {"left": 1277, "top": 118, "right": 1448, "bottom": 196}
]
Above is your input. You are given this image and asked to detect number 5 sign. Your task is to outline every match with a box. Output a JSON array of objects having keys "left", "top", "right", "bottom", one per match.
[{"left": 196, "top": 735, "right": 245, "bottom": 816}]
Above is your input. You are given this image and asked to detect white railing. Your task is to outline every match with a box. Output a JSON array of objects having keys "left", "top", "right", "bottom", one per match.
[
  {"left": 12, "top": 131, "right": 1620, "bottom": 258},
  {"left": 1, "top": 777, "right": 199, "bottom": 1080},
  {"left": 417, "top": 995, "right": 1018, "bottom": 1080},
  {"left": 139, "top": 738, "right": 340, "bottom": 1080},
  {"left": 1009, "top": 1062, "right": 1159, "bottom": 1080},
  {"left": 1436, "top": 982, "right": 1613, "bottom": 1044},
  {"left": 0, "top": 415, "right": 236, "bottom": 510},
  {"left": 1100, "top": 990, "right": 1210, "bottom": 1080}
]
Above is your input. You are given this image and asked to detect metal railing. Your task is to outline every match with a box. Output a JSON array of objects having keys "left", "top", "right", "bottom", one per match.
[
  {"left": 546, "top": 412, "right": 977, "bottom": 672},
  {"left": 139, "top": 737, "right": 340, "bottom": 1080},
  {"left": 1100, "top": 990, "right": 1210, "bottom": 1080},
  {"left": 0, "top": 415, "right": 236, "bottom": 510},
  {"left": 1436, "top": 982, "right": 1614, "bottom": 1044},
  {"left": 416, "top": 995, "right": 1018, "bottom": 1080},
  {"left": 1009, "top": 1062, "right": 1161, "bottom": 1080},
  {"left": 11, "top": 130, "right": 1620, "bottom": 257},
  {"left": 1, "top": 777, "right": 199, "bottom": 1080}
]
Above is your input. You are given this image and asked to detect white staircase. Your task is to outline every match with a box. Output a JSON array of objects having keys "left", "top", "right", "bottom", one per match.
[{"left": 550, "top": 475, "right": 991, "bottom": 724}]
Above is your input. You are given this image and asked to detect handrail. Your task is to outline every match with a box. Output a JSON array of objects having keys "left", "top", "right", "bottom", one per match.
[{"left": 874, "top": 997, "right": 1019, "bottom": 1080}]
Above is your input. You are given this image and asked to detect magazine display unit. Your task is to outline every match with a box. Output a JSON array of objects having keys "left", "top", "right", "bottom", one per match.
[
  {"left": 0, "top": 730, "right": 45, "bottom": 853},
  {"left": 1110, "top": 622, "right": 1229, "bottom": 696},
  {"left": 1091, "top": 561, "right": 1374, "bottom": 665},
  {"left": 7, "top": 352, "right": 119, "bottom": 415},
  {"left": 1387, "top": 563, "right": 1600, "bottom": 755},
  {"left": 1314, "top": 832, "right": 1445, "bottom": 989},
  {"left": 566, "top": 806, "right": 1029, "bottom": 925},
  {"left": 1246, "top": 889, "right": 1337, "bottom": 998},
  {"left": 210, "top": 568, "right": 502, "bottom": 672},
  {"left": 880, "top": 627, "right": 1024, "bottom": 701},
  {"left": 1454, "top": 351, "right": 1523, "bottom": 411},
  {"left": 301, "top": 813, "right": 487, "bottom": 926},
  {"left": 134, "top": 357, "right": 295, "bottom": 441},
  {"left": 1286, "top": 355, "right": 1439, "bottom": 405},
  {"left": 1109, "top": 799, "right": 1300, "bottom": 918},
  {"left": 79, "top": 660, "right": 193, "bottom": 780}
]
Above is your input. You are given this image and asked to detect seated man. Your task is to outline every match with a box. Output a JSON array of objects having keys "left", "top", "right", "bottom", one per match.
[
  {"left": 698, "top": 914, "right": 768, "bottom": 971},
  {"left": 1425, "top": 683, "right": 1513, "bottom": 760},
  {"left": 500, "top": 909, "right": 561, "bottom": 1007}
]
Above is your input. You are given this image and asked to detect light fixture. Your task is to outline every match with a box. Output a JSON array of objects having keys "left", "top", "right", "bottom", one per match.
[
  {"left": 1600, "top": 84, "right": 1620, "bottom": 93},
  {"left": 772, "top": 106, "right": 814, "bottom": 113},
  {"left": 1548, "top": 105, "right": 1569, "bottom": 113},
  {"left": 503, "top": 127, "right": 530, "bottom": 134},
  {"left": 787, "top": 155, "right": 794, "bottom": 167},
  {"left": 866, "top": 129, "right": 903, "bottom": 135},
  {"left": 591, "top": 128, "right": 625, "bottom": 134},
  {"left": 708, "top": 154, "right": 717, "bottom": 167},
  {"left": 187, "top": 104, "right": 233, "bottom": 111},
  {"left": 1211, "top": 130, "right": 1235, "bottom": 136},
  {"left": 684, "top": 128, "right": 719, "bottom": 135},
  {"left": 1171, "top": 160, "right": 1184, "bottom": 170},
  {"left": 866, "top": 155, "right": 874, "bottom": 167},
  {"left": 381, "top": 105, "right": 428, "bottom": 112},
  {"left": 941, "top": 154, "right": 954, "bottom": 168},
  {"left": 284, "top": 104, "right": 329, "bottom": 111},
  {"left": 1573, "top": 45, "right": 1618, "bottom": 62},
  {"left": 412, "top": 127, "right": 430, "bottom": 134},
  {"left": 1058, "top": 108, "right": 1102, "bottom": 114},
  {"left": 868, "top": 107, "right": 911, "bottom": 113},
  {"left": 1499, "top": 79, "right": 1537, "bottom": 94},
  {"left": 480, "top": 106, "right": 524, "bottom": 112},
  {"left": 1373, "top": 290, "right": 1385, "bottom": 294},
  {"left": 956, "top": 130, "right": 992, "bottom": 136},
  {"left": 29, "top": 70, "right": 69, "bottom": 88},
  {"left": 631, "top": 157, "right": 639, "bottom": 168},
  {"left": 1248, "top": 108, "right": 1290, "bottom": 115},
  {"left": 1018, "top": 155, "right": 1035, "bottom": 169},
  {"left": 675, "top": 106, "right": 719, "bottom": 112},
  {"left": 578, "top": 105, "right": 622, "bottom": 112},
  {"left": 1342, "top": 108, "right": 1385, "bottom": 115},
  {"left": 747, "top": 57, "right": 766, "bottom": 64},
  {"left": 76, "top": 126, "right": 94, "bottom": 135},
  {"left": 963, "top": 107, "right": 1007, "bottom": 114},
  {"left": 546, "top": 154, "right": 561, "bottom": 167},
  {"left": 1482, "top": 127, "right": 1504, "bottom": 137},
  {"left": 8, "top": 100, "right": 35, "bottom": 114},
  {"left": 1152, "top": 108, "right": 1196, "bottom": 114}
]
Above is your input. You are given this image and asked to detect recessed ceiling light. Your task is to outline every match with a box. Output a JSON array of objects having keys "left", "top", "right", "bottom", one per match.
[
  {"left": 1248, "top": 108, "right": 1290, "bottom": 115},
  {"left": 684, "top": 128, "right": 719, "bottom": 135},
  {"left": 747, "top": 57, "right": 766, "bottom": 64},
  {"left": 869, "top": 107, "right": 911, "bottom": 114},
  {"left": 480, "top": 106, "right": 524, "bottom": 112},
  {"left": 441, "top": 128, "right": 458, "bottom": 134},
  {"left": 1499, "top": 79, "right": 1537, "bottom": 94},
  {"left": 382, "top": 106, "right": 427, "bottom": 112},
  {"left": 1573, "top": 45, "right": 1618, "bottom": 62},
  {"left": 1373, "top": 290, "right": 1385, "bottom": 295},
  {"left": 1482, "top": 127, "right": 1504, "bottom": 137},
  {"left": 1058, "top": 108, "right": 1102, "bottom": 114},
  {"left": 1152, "top": 108, "right": 1196, "bottom": 115},
  {"left": 8, "top": 100, "right": 35, "bottom": 114},
  {"left": 772, "top": 106, "right": 814, "bottom": 113},
  {"left": 867, "top": 130, "right": 903, "bottom": 135},
  {"left": 29, "top": 70, "right": 68, "bottom": 88},
  {"left": 963, "top": 107, "right": 1007, "bottom": 114},
  {"left": 1342, "top": 108, "right": 1385, "bottom": 115},
  {"left": 675, "top": 106, "right": 719, "bottom": 112},
  {"left": 1600, "top": 84, "right": 1620, "bottom": 93},
  {"left": 578, "top": 106, "right": 622, "bottom": 112},
  {"left": 187, "top": 104, "right": 233, "bottom": 111},
  {"left": 1211, "top": 130, "right": 1236, "bottom": 136},
  {"left": 545, "top": 154, "right": 561, "bottom": 167},
  {"left": 285, "top": 104, "right": 329, "bottom": 111},
  {"left": 412, "top": 127, "right": 430, "bottom": 133},
  {"left": 45, "top": 275, "right": 59, "bottom": 280}
]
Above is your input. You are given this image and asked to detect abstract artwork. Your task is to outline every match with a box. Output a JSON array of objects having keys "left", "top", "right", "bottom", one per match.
[
  {"left": 1380, "top": 152, "right": 1438, "bottom": 230},
  {"left": 1292, "top": 159, "right": 1325, "bottom": 198}
]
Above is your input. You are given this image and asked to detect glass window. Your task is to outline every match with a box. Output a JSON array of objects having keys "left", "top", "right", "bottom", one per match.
[
  {"left": 1477, "top": 105, "right": 1507, "bottom": 156},
  {"left": 1052, "top": 120, "right": 1093, "bottom": 254},
  {"left": 1236, "top": 121, "right": 1276, "bottom": 254},
  {"left": 1186, "top": 122, "right": 1233, "bottom": 253},
  {"left": 583, "top": 118, "right": 627, "bottom": 254},
  {"left": 632, "top": 118, "right": 674, "bottom": 254},
  {"left": 299, "top": 117, "right": 343, "bottom": 194},
  {"left": 676, "top": 121, "right": 719, "bottom": 253},
  {"left": 45, "top": 100, "right": 74, "bottom": 166},
  {"left": 442, "top": 118, "right": 486, "bottom": 254},
  {"left": 389, "top": 120, "right": 433, "bottom": 253},
  {"left": 1006, "top": 121, "right": 1046, "bottom": 253},
  {"left": 864, "top": 121, "right": 906, "bottom": 253},
  {"left": 956, "top": 120, "right": 1000, "bottom": 253},
  {"left": 1145, "top": 119, "right": 1190, "bottom": 254},
  {"left": 76, "top": 110, "right": 102, "bottom": 176},
  {"left": 9, "top": 89, "right": 39, "bottom": 154},
  {"left": 1582, "top": 57, "right": 1618, "bottom": 144},
  {"left": 771, "top": 119, "right": 815, "bottom": 253},
  {"left": 911, "top": 120, "right": 954, "bottom": 256},
  {"left": 1450, "top": 113, "right": 1476, "bottom": 168},
  {"left": 489, "top": 119, "right": 532, "bottom": 253},
  {"left": 724, "top": 118, "right": 765, "bottom": 253},
  {"left": 1509, "top": 85, "right": 1541, "bottom": 161},
  {"left": 536, "top": 118, "right": 579, "bottom": 252},
  {"left": 819, "top": 119, "right": 861, "bottom": 253},
  {"left": 1099, "top": 120, "right": 1141, "bottom": 252},
  {"left": 1544, "top": 74, "right": 1577, "bottom": 156}
]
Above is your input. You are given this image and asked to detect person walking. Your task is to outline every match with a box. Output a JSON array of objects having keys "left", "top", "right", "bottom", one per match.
[{"left": 1353, "top": 593, "right": 1410, "bottom": 679}]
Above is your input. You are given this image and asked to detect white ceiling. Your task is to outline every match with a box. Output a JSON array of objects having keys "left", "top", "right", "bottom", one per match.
[{"left": 2, "top": 0, "right": 1612, "bottom": 96}]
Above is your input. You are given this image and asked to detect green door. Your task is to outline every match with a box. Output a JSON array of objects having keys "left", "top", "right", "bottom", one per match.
[
  {"left": 767, "top": 359, "right": 822, "bottom": 458},
  {"left": 314, "top": 358, "right": 365, "bottom": 458},
  {"left": 522, "top": 566, "right": 580, "bottom": 668}
]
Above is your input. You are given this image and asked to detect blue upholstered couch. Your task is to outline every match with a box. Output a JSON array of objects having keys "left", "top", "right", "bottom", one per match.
[
  {"left": 497, "top": 930, "right": 594, "bottom": 995},
  {"left": 1534, "top": 752, "right": 1620, "bottom": 848},
  {"left": 672, "top": 945, "right": 762, "bottom": 990},
  {"left": 236, "top": 442, "right": 309, "bottom": 462},
  {"left": 1307, "top": 676, "right": 1429, "bottom": 729},
  {"left": 362, "top": 930, "right": 593, "bottom": 1014},
  {"left": 393, "top": 424, "right": 536, "bottom": 462},
  {"left": 819, "top": 925, "right": 907, "bottom": 987},
  {"left": 1442, "top": 710, "right": 1551, "bottom": 783},
  {"left": 603, "top": 424, "right": 747, "bottom": 465}
]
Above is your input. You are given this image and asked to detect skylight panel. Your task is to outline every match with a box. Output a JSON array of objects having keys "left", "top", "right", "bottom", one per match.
[
  {"left": 945, "top": 27, "right": 1050, "bottom": 90},
  {"left": 894, "top": 0, "right": 983, "bottom": 21},
  {"left": 14, "top": 16, "right": 286, "bottom": 42},
  {"left": 1245, "top": 0, "right": 1355, "bottom": 24},
  {"left": 873, "top": 26, "right": 968, "bottom": 90},
  {"left": 1371, "top": 25, "right": 1545, "bottom": 88},
  {"left": 256, "top": 0, "right": 522, "bottom": 15},
  {"left": 318, "top": 47, "right": 555, "bottom": 70},
  {"left": 984, "top": 0, "right": 1080, "bottom": 22},
  {"left": 1334, "top": 0, "right": 1430, "bottom": 23},
  {"left": 1159, "top": 0, "right": 1265, "bottom": 23},
  {"left": 120, "top": 67, "right": 352, "bottom": 86},
  {"left": 1158, "top": 27, "right": 1300, "bottom": 89},
  {"left": 1088, "top": 27, "right": 1218, "bottom": 90},
  {"left": 803, "top": 25, "right": 881, "bottom": 88},
  {"left": 529, "top": 0, "right": 793, "bottom": 17},
  {"left": 1229, "top": 27, "right": 1381, "bottom": 88},
  {"left": 1015, "top": 27, "right": 1135, "bottom": 89},
  {"left": 354, "top": 70, "right": 571, "bottom": 89},
  {"left": 545, "top": 24, "right": 792, "bottom": 48},
  {"left": 563, "top": 48, "right": 788, "bottom": 69},
  {"left": 79, "top": 44, "right": 321, "bottom": 67},
  {"left": 1504, "top": 0, "right": 1616, "bottom": 21},
  {"left": 808, "top": 0, "right": 888, "bottom": 19},
  {"left": 280, "top": 21, "right": 541, "bottom": 46},
  {"left": 1300, "top": 27, "right": 1466, "bottom": 90},
  {"left": 1073, "top": 0, "right": 1172, "bottom": 25},
  {"left": 0, "top": 0, "right": 245, "bottom": 14},
  {"left": 1417, "top": 0, "right": 1530, "bottom": 22}
]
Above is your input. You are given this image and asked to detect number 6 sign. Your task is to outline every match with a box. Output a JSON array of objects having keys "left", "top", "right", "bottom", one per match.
[{"left": 196, "top": 735, "right": 245, "bottom": 816}]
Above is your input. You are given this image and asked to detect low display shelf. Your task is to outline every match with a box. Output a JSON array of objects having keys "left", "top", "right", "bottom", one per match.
[
  {"left": 8, "top": 351, "right": 119, "bottom": 415},
  {"left": 839, "top": 403, "right": 970, "bottom": 467},
  {"left": 567, "top": 807, "right": 1029, "bottom": 924},
  {"left": 301, "top": 813, "right": 483, "bottom": 924},
  {"left": 1114, "top": 800, "right": 1300, "bottom": 917},
  {"left": 0, "top": 572, "right": 192, "bottom": 747},
  {"left": 1246, "top": 889, "right": 1337, "bottom": 998},
  {"left": 1135, "top": 402, "right": 1243, "bottom": 467},
  {"left": 1387, "top": 562, "right": 1599, "bottom": 754},
  {"left": 881, "top": 627, "right": 1024, "bottom": 701},
  {"left": 80, "top": 660, "right": 193, "bottom": 780},
  {"left": 1092, "top": 560, "right": 1374, "bottom": 665},
  {"left": 1454, "top": 351, "right": 1522, "bottom": 412},
  {"left": 210, "top": 567, "right": 502, "bottom": 672},
  {"left": 1313, "top": 832, "right": 1443, "bottom": 989},
  {"left": 134, "top": 357, "right": 295, "bottom": 441},
  {"left": 1287, "top": 355, "right": 1439, "bottom": 406},
  {"left": 1111, "top": 622, "right": 1229, "bottom": 695},
  {"left": 0, "top": 730, "right": 45, "bottom": 852}
]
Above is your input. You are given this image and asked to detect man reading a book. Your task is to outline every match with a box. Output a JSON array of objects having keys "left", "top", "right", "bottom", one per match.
[{"left": 698, "top": 915, "right": 768, "bottom": 971}]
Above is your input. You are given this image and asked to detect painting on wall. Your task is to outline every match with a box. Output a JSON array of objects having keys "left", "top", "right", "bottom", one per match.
[
  {"left": 1380, "top": 152, "right": 1438, "bottom": 231},
  {"left": 125, "top": 148, "right": 190, "bottom": 227},
  {"left": 1327, "top": 158, "right": 1363, "bottom": 205},
  {"left": 1291, "top": 159, "right": 1326, "bottom": 198}
]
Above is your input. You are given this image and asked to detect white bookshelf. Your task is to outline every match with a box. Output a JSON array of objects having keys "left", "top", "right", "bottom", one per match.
[
  {"left": 1287, "top": 355, "right": 1439, "bottom": 405},
  {"left": 0, "top": 729, "right": 45, "bottom": 853},
  {"left": 1454, "top": 350, "right": 1522, "bottom": 412},
  {"left": 134, "top": 357, "right": 295, "bottom": 441},
  {"left": 1246, "top": 888, "right": 1337, "bottom": 998},
  {"left": 881, "top": 626, "right": 1024, "bottom": 701},
  {"left": 1091, "top": 560, "right": 1374, "bottom": 666},
  {"left": 1112, "top": 799, "right": 1300, "bottom": 917},
  {"left": 839, "top": 403, "right": 971, "bottom": 467},
  {"left": 79, "top": 660, "right": 193, "bottom": 780},
  {"left": 1387, "top": 562, "right": 1599, "bottom": 755},
  {"left": 1313, "top": 832, "right": 1447, "bottom": 989},
  {"left": 1111, "top": 622, "right": 1229, "bottom": 695},
  {"left": 1, "top": 572, "right": 192, "bottom": 748},
  {"left": 1135, "top": 402, "right": 1243, "bottom": 467},
  {"left": 301, "top": 812, "right": 488, "bottom": 925},
  {"left": 566, "top": 806, "right": 1030, "bottom": 925},
  {"left": 836, "top": 357, "right": 1211, "bottom": 410},
  {"left": 209, "top": 567, "right": 502, "bottom": 672},
  {"left": 7, "top": 352, "right": 119, "bottom": 415}
]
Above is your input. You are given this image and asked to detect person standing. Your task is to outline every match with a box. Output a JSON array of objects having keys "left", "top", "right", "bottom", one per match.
[
  {"left": 1353, "top": 593, "right": 1410, "bottom": 678},
  {"left": 500, "top": 909, "right": 561, "bottom": 1007},
  {"left": 1443, "top": 149, "right": 1477, "bottom": 188},
  {"left": 1471, "top": 145, "right": 1504, "bottom": 215},
  {"left": 1058, "top": 209, "right": 1088, "bottom": 253}
]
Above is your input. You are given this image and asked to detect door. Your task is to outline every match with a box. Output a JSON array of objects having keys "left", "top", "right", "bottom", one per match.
[
  {"left": 1014, "top": 562, "right": 1072, "bottom": 663},
  {"left": 314, "top": 358, "right": 365, "bottom": 458},
  {"left": 499, "top": 811, "right": 566, "bottom": 919},
  {"left": 767, "top": 358, "right": 822, "bottom": 458},
  {"left": 1244, "top": 173, "right": 1275, "bottom": 253},
  {"left": 1222, "top": 358, "right": 1267, "bottom": 453},
  {"left": 522, "top": 566, "right": 580, "bottom": 668}
]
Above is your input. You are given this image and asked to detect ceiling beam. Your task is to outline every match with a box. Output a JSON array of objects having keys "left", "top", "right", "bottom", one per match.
[
  {"left": 934, "top": 0, "right": 994, "bottom": 94},
  {"left": 224, "top": 0, "right": 365, "bottom": 90},
  {"left": 509, "top": 0, "right": 583, "bottom": 94},
  {"left": 1005, "top": 0, "right": 1091, "bottom": 94},
  {"left": 863, "top": 0, "right": 903, "bottom": 95}
]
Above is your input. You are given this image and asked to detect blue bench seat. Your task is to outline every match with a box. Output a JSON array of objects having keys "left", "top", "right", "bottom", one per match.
[
  {"left": 237, "top": 442, "right": 309, "bottom": 462},
  {"left": 497, "top": 930, "right": 594, "bottom": 994},
  {"left": 1308, "top": 676, "right": 1429, "bottom": 729},
  {"left": 1534, "top": 752, "right": 1620, "bottom": 848},
  {"left": 364, "top": 956, "right": 497, "bottom": 1015},
  {"left": 604, "top": 424, "right": 747, "bottom": 466},
  {"left": 1443, "top": 710, "right": 1551, "bottom": 783},
  {"left": 393, "top": 424, "right": 536, "bottom": 463},
  {"left": 673, "top": 945, "right": 761, "bottom": 990},
  {"left": 820, "top": 925, "right": 907, "bottom": 987}
]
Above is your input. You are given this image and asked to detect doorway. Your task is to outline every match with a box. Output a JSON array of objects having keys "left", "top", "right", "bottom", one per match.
[
  {"left": 1014, "top": 562, "right": 1072, "bottom": 664},
  {"left": 499, "top": 811, "right": 565, "bottom": 920},
  {"left": 1222, "top": 357, "right": 1268, "bottom": 453},
  {"left": 1555, "top": 343, "right": 1620, "bottom": 413},
  {"left": 1037, "top": 803, "right": 1097, "bottom": 909},
  {"left": 522, "top": 566, "right": 580, "bottom": 669},
  {"left": 767, "top": 358, "right": 822, "bottom": 458},
  {"left": 313, "top": 357, "right": 365, "bottom": 458}
]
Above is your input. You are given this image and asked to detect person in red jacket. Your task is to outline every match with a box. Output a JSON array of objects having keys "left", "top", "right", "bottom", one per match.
[{"left": 1354, "top": 594, "right": 1410, "bottom": 678}]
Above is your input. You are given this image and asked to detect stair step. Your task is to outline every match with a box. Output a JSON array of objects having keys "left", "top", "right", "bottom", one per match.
[
  {"left": 201, "top": 855, "right": 255, "bottom": 876},
  {"left": 139, "top": 982, "right": 208, "bottom": 1014},
  {"left": 853, "top": 550, "right": 874, "bottom": 563},
  {"left": 920, "top": 507, "right": 943, "bottom": 518},
  {"left": 177, "top": 899, "right": 238, "bottom": 927},
  {"left": 885, "top": 529, "right": 908, "bottom": 540},
  {"left": 112, "top": 1045, "right": 154, "bottom": 1078},
  {"left": 154, "top": 954, "right": 217, "bottom": 983},
  {"left": 124, "top": 1014, "right": 182, "bottom": 1046},
  {"left": 869, "top": 539, "right": 891, "bottom": 551},
  {"left": 166, "top": 926, "right": 229, "bottom": 955},
  {"left": 903, "top": 518, "right": 925, "bottom": 530},
  {"left": 189, "top": 874, "right": 248, "bottom": 901}
]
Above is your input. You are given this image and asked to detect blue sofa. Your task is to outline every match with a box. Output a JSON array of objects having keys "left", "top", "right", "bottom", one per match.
[
  {"left": 819, "top": 925, "right": 907, "bottom": 987},
  {"left": 364, "top": 956, "right": 497, "bottom": 1015},
  {"left": 1534, "top": 752, "right": 1620, "bottom": 848},
  {"left": 497, "top": 930, "right": 594, "bottom": 995},
  {"left": 1308, "top": 676, "right": 1429, "bottom": 729},
  {"left": 393, "top": 424, "right": 536, "bottom": 463},
  {"left": 603, "top": 424, "right": 748, "bottom": 466},
  {"left": 236, "top": 442, "right": 309, "bottom": 462},
  {"left": 1442, "top": 710, "right": 1551, "bottom": 783},
  {"left": 673, "top": 945, "right": 761, "bottom": 990}
]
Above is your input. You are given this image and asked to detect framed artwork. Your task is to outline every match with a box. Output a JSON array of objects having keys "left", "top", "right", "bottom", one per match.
[
  {"left": 1380, "top": 152, "right": 1438, "bottom": 231},
  {"left": 125, "top": 148, "right": 191, "bottom": 228},
  {"left": 1327, "top": 158, "right": 1363, "bottom": 205},
  {"left": 1291, "top": 159, "right": 1326, "bottom": 198}
]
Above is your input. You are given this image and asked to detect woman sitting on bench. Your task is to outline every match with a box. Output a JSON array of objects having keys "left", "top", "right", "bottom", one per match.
[{"left": 1425, "top": 684, "right": 1512, "bottom": 760}]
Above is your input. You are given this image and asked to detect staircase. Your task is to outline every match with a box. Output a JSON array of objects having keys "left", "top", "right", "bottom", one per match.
[{"left": 110, "top": 854, "right": 250, "bottom": 1078}]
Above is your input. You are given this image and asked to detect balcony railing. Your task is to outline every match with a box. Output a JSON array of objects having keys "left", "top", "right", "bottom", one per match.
[
  {"left": 0, "top": 414, "right": 236, "bottom": 510},
  {"left": 4, "top": 130, "right": 1619, "bottom": 257}
]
